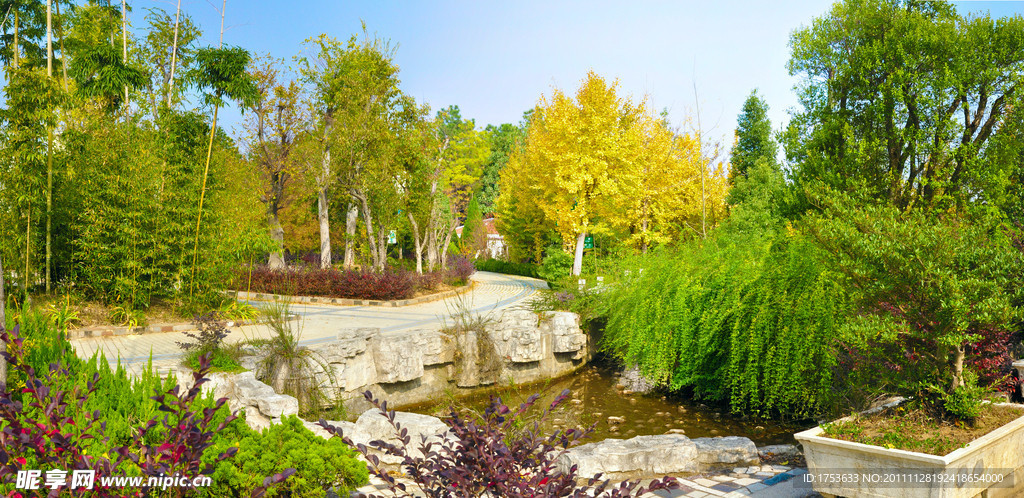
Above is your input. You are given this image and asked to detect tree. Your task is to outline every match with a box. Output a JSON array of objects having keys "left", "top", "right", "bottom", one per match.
[
  {"left": 787, "top": 0, "right": 1024, "bottom": 211},
  {"left": 477, "top": 122, "right": 524, "bottom": 215},
  {"left": 141, "top": 6, "right": 200, "bottom": 114},
  {"left": 298, "top": 31, "right": 403, "bottom": 271},
  {"left": 460, "top": 193, "right": 485, "bottom": 257},
  {"left": 729, "top": 90, "right": 776, "bottom": 186},
  {"left": 242, "top": 54, "right": 307, "bottom": 269},
  {"left": 615, "top": 114, "right": 728, "bottom": 252},
  {"left": 808, "top": 198, "right": 1019, "bottom": 405},
  {"left": 189, "top": 44, "right": 257, "bottom": 293},
  {"left": 413, "top": 105, "right": 485, "bottom": 271},
  {"left": 501, "top": 71, "right": 643, "bottom": 275}
]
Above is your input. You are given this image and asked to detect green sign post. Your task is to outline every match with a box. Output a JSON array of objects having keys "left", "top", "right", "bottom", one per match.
[{"left": 584, "top": 235, "right": 594, "bottom": 249}]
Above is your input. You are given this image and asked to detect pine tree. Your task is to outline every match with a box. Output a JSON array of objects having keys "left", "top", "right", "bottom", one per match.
[{"left": 730, "top": 90, "right": 776, "bottom": 185}]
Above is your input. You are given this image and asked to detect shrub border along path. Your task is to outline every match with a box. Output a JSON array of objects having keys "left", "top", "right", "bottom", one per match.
[
  {"left": 235, "top": 280, "right": 476, "bottom": 308},
  {"left": 66, "top": 283, "right": 475, "bottom": 340}
]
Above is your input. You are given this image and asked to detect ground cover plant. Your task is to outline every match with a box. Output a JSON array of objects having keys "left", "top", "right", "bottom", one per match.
[
  {"left": 203, "top": 415, "right": 367, "bottom": 498},
  {"left": 822, "top": 404, "right": 1024, "bottom": 456},
  {"left": 319, "top": 390, "right": 679, "bottom": 497}
]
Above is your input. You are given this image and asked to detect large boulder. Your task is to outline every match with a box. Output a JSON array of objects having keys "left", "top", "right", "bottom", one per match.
[
  {"left": 371, "top": 331, "right": 425, "bottom": 384},
  {"left": 352, "top": 408, "right": 449, "bottom": 446},
  {"left": 557, "top": 435, "right": 760, "bottom": 480},
  {"left": 557, "top": 435, "right": 700, "bottom": 479},
  {"left": 350, "top": 409, "right": 452, "bottom": 465},
  {"left": 693, "top": 436, "right": 759, "bottom": 469}
]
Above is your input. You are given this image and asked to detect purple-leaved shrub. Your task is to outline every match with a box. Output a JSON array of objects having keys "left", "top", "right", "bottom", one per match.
[{"left": 319, "top": 389, "right": 678, "bottom": 498}]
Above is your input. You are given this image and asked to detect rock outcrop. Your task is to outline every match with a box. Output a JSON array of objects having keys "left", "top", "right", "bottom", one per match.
[{"left": 557, "top": 434, "right": 759, "bottom": 480}]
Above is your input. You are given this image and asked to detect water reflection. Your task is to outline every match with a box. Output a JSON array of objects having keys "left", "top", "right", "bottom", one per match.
[{"left": 405, "top": 363, "right": 813, "bottom": 446}]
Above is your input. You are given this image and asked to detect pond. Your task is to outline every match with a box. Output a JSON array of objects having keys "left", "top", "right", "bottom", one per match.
[{"left": 405, "top": 362, "right": 814, "bottom": 446}]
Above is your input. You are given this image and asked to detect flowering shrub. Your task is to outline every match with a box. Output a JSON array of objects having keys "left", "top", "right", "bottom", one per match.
[{"left": 319, "top": 390, "right": 678, "bottom": 498}]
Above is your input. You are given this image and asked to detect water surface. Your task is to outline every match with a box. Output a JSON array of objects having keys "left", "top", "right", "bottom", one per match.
[{"left": 405, "top": 363, "right": 813, "bottom": 446}]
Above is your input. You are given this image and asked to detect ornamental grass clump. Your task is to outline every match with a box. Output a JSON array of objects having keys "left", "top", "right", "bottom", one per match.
[{"left": 318, "top": 390, "right": 679, "bottom": 498}]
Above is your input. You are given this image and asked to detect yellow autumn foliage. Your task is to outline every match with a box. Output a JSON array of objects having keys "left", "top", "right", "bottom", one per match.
[{"left": 497, "top": 71, "right": 728, "bottom": 257}]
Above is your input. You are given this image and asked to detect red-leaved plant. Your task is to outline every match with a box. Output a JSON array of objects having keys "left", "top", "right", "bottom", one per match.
[
  {"left": 319, "top": 389, "right": 678, "bottom": 498},
  {"left": 0, "top": 324, "right": 293, "bottom": 497}
]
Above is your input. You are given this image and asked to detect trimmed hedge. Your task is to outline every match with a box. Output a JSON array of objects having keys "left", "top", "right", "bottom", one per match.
[
  {"left": 474, "top": 258, "right": 541, "bottom": 278},
  {"left": 236, "top": 257, "right": 475, "bottom": 301}
]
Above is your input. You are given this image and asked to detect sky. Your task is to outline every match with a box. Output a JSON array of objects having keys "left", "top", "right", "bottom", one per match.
[{"left": 124, "top": 0, "right": 1024, "bottom": 156}]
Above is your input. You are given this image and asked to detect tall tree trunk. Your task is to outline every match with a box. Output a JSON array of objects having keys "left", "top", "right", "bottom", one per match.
[
  {"left": 55, "top": 1, "right": 67, "bottom": 89},
  {"left": 426, "top": 227, "right": 438, "bottom": 271},
  {"left": 356, "top": 192, "right": 382, "bottom": 271},
  {"left": 24, "top": 205, "right": 30, "bottom": 293},
  {"left": 317, "top": 184, "right": 331, "bottom": 269},
  {"left": 267, "top": 208, "right": 285, "bottom": 269},
  {"left": 571, "top": 231, "right": 586, "bottom": 277},
  {"left": 190, "top": 105, "right": 218, "bottom": 296},
  {"left": 438, "top": 216, "right": 456, "bottom": 270},
  {"left": 167, "top": 0, "right": 181, "bottom": 107},
  {"left": 407, "top": 212, "right": 425, "bottom": 274},
  {"left": 45, "top": 0, "right": 52, "bottom": 294},
  {"left": 343, "top": 201, "right": 357, "bottom": 268},
  {"left": 951, "top": 345, "right": 966, "bottom": 392},
  {"left": 317, "top": 124, "right": 332, "bottom": 269}
]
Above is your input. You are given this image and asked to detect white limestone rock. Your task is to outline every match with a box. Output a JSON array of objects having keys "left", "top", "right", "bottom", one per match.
[
  {"left": 693, "top": 436, "right": 760, "bottom": 468},
  {"left": 557, "top": 435, "right": 700, "bottom": 479},
  {"left": 371, "top": 331, "right": 425, "bottom": 384},
  {"left": 542, "top": 311, "right": 587, "bottom": 355}
]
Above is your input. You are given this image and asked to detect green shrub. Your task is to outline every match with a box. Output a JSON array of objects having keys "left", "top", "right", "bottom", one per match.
[
  {"left": 943, "top": 371, "right": 987, "bottom": 422},
  {"left": 538, "top": 248, "right": 573, "bottom": 283},
  {"left": 205, "top": 415, "right": 367, "bottom": 497},
  {"left": 473, "top": 258, "right": 541, "bottom": 278},
  {"left": 602, "top": 230, "right": 848, "bottom": 419}
]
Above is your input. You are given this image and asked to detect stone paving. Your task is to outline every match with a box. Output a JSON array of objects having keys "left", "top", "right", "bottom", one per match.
[
  {"left": 350, "top": 466, "right": 819, "bottom": 497},
  {"left": 68, "top": 271, "right": 547, "bottom": 373}
]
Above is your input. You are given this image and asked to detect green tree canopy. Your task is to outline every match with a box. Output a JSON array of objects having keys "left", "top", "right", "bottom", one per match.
[
  {"left": 729, "top": 90, "right": 776, "bottom": 186},
  {"left": 786, "top": 0, "right": 1024, "bottom": 211}
]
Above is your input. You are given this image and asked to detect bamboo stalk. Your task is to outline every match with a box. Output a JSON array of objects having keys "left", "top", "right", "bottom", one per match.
[
  {"left": 167, "top": 0, "right": 181, "bottom": 107},
  {"left": 188, "top": 0, "right": 227, "bottom": 298},
  {"left": 46, "top": 0, "right": 53, "bottom": 293}
]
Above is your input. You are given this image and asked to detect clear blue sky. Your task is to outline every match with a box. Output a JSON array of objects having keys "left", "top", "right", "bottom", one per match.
[{"left": 132, "top": 0, "right": 1024, "bottom": 154}]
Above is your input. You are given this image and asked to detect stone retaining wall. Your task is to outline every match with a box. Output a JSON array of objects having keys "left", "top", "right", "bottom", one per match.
[{"left": 235, "top": 309, "right": 589, "bottom": 414}]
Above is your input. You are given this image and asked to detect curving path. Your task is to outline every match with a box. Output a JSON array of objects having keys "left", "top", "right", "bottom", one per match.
[{"left": 69, "top": 271, "right": 547, "bottom": 374}]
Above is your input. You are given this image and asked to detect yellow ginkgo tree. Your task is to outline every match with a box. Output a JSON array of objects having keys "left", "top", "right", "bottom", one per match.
[
  {"left": 516, "top": 71, "right": 641, "bottom": 275},
  {"left": 499, "top": 71, "right": 728, "bottom": 273}
]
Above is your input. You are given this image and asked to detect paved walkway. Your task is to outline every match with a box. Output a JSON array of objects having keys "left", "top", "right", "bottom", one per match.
[
  {"left": 69, "top": 271, "right": 547, "bottom": 373},
  {"left": 352, "top": 466, "right": 819, "bottom": 497}
]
